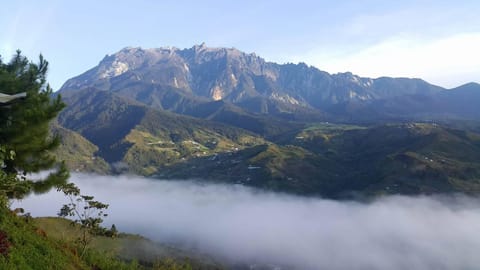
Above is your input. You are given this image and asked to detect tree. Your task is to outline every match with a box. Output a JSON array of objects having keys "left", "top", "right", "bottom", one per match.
[
  {"left": 0, "top": 51, "right": 111, "bottom": 261},
  {"left": 0, "top": 51, "right": 69, "bottom": 200},
  {"left": 57, "top": 182, "right": 109, "bottom": 257},
  {"left": 106, "top": 224, "right": 118, "bottom": 238}
]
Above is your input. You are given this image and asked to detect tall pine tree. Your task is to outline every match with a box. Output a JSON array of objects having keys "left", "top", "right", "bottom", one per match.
[{"left": 0, "top": 51, "right": 69, "bottom": 199}]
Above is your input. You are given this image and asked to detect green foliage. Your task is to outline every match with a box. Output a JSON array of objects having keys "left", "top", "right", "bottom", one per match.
[
  {"left": 152, "top": 259, "right": 193, "bottom": 270},
  {"left": 0, "top": 206, "right": 80, "bottom": 270},
  {"left": 0, "top": 145, "right": 30, "bottom": 201},
  {"left": 0, "top": 206, "right": 148, "bottom": 270},
  {"left": 157, "top": 122, "right": 480, "bottom": 198},
  {"left": 57, "top": 182, "right": 109, "bottom": 258},
  {"left": 106, "top": 224, "right": 118, "bottom": 238},
  {"left": 50, "top": 122, "right": 111, "bottom": 173},
  {"left": 57, "top": 88, "right": 266, "bottom": 174},
  {"left": 81, "top": 250, "right": 142, "bottom": 270},
  {"left": 34, "top": 217, "right": 213, "bottom": 270},
  {"left": 0, "top": 51, "right": 68, "bottom": 199}
]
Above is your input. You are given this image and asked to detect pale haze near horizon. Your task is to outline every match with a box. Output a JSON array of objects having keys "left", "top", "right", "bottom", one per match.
[{"left": 1, "top": 0, "right": 479, "bottom": 90}]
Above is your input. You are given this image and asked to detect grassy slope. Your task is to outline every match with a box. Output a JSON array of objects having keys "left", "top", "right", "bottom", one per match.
[
  {"left": 57, "top": 89, "right": 266, "bottom": 175},
  {"left": 159, "top": 123, "right": 480, "bottom": 198},
  {"left": 34, "top": 217, "right": 223, "bottom": 270},
  {"left": 297, "top": 123, "right": 480, "bottom": 197},
  {"left": 51, "top": 122, "right": 110, "bottom": 174},
  {"left": 0, "top": 206, "right": 221, "bottom": 270},
  {"left": 123, "top": 109, "right": 264, "bottom": 175},
  {"left": 0, "top": 206, "right": 99, "bottom": 270},
  {"left": 0, "top": 223, "right": 78, "bottom": 269}
]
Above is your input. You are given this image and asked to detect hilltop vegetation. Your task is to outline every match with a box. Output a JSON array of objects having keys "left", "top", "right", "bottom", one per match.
[
  {"left": 34, "top": 217, "right": 222, "bottom": 269},
  {"left": 1, "top": 206, "right": 222, "bottom": 269},
  {"left": 51, "top": 122, "right": 110, "bottom": 173},
  {"left": 0, "top": 207, "right": 142, "bottom": 270},
  {"left": 54, "top": 90, "right": 480, "bottom": 198},
  {"left": 56, "top": 88, "right": 266, "bottom": 175},
  {"left": 154, "top": 122, "right": 480, "bottom": 198}
]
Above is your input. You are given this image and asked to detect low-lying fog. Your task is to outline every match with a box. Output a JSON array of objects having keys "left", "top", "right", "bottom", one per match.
[{"left": 13, "top": 173, "right": 480, "bottom": 270}]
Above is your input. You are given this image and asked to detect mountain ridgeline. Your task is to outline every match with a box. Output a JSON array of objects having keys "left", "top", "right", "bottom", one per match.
[
  {"left": 54, "top": 44, "right": 480, "bottom": 198},
  {"left": 60, "top": 44, "right": 464, "bottom": 121}
]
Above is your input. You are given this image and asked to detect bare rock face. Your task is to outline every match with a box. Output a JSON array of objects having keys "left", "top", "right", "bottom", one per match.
[{"left": 59, "top": 44, "right": 443, "bottom": 116}]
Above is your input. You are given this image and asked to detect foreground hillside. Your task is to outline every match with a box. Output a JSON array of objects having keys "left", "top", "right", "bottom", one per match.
[
  {"left": 0, "top": 204, "right": 224, "bottom": 270},
  {"left": 0, "top": 205, "right": 140, "bottom": 270},
  {"left": 34, "top": 217, "right": 223, "bottom": 270}
]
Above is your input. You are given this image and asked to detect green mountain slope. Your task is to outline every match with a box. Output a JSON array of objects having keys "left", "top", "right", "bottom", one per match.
[
  {"left": 54, "top": 88, "right": 480, "bottom": 198},
  {"left": 298, "top": 123, "right": 480, "bottom": 197},
  {"left": 57, "top": 88, "right": 265, "bottom": 175},
  {"left": 158, "top": 123, "right": 480, "bottom": 198},
  {"left": 51, "top": 122, "right": 110, "bottom": 173}
]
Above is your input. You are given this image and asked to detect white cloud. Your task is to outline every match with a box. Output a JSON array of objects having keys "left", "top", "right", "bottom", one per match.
[
  {"left": 13, "top": 173, "right": 480, "bottom": 270},
  {"left": 299, "top": 32, "right": 480, "bottom": 88}
]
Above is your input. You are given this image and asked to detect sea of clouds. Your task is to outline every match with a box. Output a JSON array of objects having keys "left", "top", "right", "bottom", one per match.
[{"left": 13, "top": 173, "right": 480, "bottom": 270}]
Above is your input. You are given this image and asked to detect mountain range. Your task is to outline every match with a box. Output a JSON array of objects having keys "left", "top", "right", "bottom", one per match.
[
  {"left": 53, "top": 44, "right": 480, "bottom": 198},
  {"left": 59, "top": 44, "right": 480, "bottom": 122}
]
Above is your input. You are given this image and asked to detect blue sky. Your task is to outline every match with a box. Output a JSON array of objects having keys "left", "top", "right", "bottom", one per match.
[{"left": 1, "top": 0, "right": 479, "bottom": 90}]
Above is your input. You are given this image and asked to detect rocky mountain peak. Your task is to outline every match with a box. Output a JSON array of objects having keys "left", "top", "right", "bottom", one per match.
[
  {"left": 192, "top": 42, "right": 207, "bottom": 51},
  {"left": 60, "top": 44, "right": 447, "bottom": 115}
]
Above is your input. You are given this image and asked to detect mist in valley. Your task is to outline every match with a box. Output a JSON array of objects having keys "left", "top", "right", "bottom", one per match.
[{"left": 14, "top": 173, "right": 480, "bottom": 270}]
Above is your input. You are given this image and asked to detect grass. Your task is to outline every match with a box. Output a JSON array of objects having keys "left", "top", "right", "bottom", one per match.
[
  {"left": 0, "top": 203, "right": 213, "bottom": 270},
  {"left": 52, "top": 123, "right": 110, "bottom": 174},
  {"left": 122, "top": 122, "right": 265, "bottom": 176},
  {"left": 157, "top": 122, "right": 480, "bottom": 198},
  {"left": 0, "top": 206, "right": 85, "bottom": 270},
  {"left": 33, "top": 217, "right": 222, "bottom": 270}
]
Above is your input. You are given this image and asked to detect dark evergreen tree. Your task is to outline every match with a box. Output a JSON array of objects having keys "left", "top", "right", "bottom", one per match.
[
  {"left": 109, "top": 224, "right": 118, "bottom": 238},
  {"left": 0, "top": 51, "right": 69, "bottom": 199}
]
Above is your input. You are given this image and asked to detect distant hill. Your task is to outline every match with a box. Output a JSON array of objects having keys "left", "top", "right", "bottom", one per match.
[
  {"left": 57, "top": 88, "right": 265, "bottom": 175},
  {"left": 333, "top": 82, "right": 480, "bottom": 122},
  {"left": 159, "top": 123, "right": 480, "bottom": 198}
]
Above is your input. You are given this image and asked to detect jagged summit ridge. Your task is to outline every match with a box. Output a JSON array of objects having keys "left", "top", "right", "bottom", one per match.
[{"left": 60, "top": 44, "right": 444, "bottom": 117}]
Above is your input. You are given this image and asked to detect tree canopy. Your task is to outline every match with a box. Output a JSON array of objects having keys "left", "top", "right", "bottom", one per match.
[{"left": 0, "top": 51, "right": 69, "bottom": 200}]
